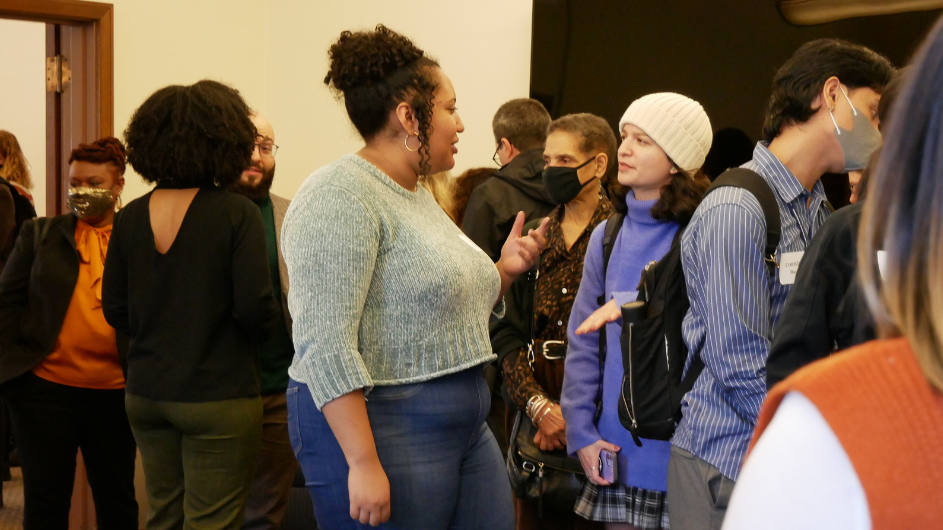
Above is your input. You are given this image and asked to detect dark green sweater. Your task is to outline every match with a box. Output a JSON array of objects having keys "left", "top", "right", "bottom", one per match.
[{"left": 256, "top": 194, "right": 295, "bottom": 395}]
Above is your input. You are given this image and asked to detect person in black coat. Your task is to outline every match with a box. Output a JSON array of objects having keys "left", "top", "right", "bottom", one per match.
[
  {"left": 462, "top": 98, "right": 555, "bottom": 262},
  {"left": 0, "top": 137, "right": 137, "bottom": 530}
]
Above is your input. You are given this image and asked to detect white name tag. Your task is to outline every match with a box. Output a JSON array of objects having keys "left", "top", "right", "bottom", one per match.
[
  {"left": 778, "top": 251, "right": 805, "bottom": 286},
  {"left": 877, "top": 250, "right": 888, "bottom": 281},
  {"left": 458, "top": 232, "right": 485, "bottom": 253}
]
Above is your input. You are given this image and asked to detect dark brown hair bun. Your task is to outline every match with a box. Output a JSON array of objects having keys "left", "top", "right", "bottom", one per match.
[
  {"left": 324, "top": 25, "right": 425, "bottom": 92},
  {"left": 322, "top": 25, "right": 440, "bottom": 174}
]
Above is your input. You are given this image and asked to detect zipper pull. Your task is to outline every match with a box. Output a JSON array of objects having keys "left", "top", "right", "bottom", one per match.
[{"left": 538, "top": 463, "right": 545, "bottom": 478}]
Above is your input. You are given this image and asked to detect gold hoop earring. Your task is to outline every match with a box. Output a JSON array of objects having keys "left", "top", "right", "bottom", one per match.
[{"left": 404, "top": 133, "right": 421, "bottom": 153}]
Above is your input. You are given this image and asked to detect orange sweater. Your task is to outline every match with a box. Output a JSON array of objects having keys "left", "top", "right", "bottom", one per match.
[{"left": 751, "top": 338, "right": 943, "bottom": 530}]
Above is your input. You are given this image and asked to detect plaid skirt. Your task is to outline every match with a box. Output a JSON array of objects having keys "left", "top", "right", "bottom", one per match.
[{"left": 573, "top": 481, "right": 669, "bottom": 529}]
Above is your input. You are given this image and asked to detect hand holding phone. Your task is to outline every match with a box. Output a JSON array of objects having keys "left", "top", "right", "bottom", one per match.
[{"left": 598, "top": 448, "right": 618, "bottom": 484}]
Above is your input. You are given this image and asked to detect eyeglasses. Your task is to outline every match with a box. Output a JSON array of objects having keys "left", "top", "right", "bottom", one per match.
[
  {"left": 253, "top": 142, "right": 279, "bottom": 158},
  {"left": 492, "top": 144, "right": 503, "bottom": 166}
]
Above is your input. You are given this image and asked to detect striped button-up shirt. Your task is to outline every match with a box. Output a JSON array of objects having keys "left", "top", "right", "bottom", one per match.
[{"left": 672, "top": 143, "right": 830, "bottom": 480}]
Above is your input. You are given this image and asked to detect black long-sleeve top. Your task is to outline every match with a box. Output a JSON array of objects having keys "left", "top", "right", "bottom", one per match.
[
  {"left": 102, "top": 186, "right": 279, "bottom": 402},
  {"left": 766, "top": 202, "right": 876, "bottom": 389}
]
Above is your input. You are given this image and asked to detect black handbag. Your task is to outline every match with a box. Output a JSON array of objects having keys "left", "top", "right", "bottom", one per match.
[
  {"left": 504, "top": 259, "right": 587, "bottom": 516},
  {"left": 506, "top": 409, "right": 585, "bottom": 516}
]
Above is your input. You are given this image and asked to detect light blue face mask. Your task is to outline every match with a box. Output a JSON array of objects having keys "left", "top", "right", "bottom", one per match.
[{"left": 829, "top": 85, "right": 883, "bottom": 172}]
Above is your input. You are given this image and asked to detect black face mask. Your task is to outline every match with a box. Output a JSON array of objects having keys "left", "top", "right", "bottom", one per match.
[{"left": 542, "top": 157, "right": 596, "bottom": 205}]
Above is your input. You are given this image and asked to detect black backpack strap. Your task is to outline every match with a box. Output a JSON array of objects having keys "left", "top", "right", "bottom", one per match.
[
  {"left": 594, "top": 212, "right": 624, "bottom": 420},
  {"left": 598, "top": 212, "right": 625, "bottom": 305},
  {"left": 706, "top": 168, "right": 781, "bottom": 274}
]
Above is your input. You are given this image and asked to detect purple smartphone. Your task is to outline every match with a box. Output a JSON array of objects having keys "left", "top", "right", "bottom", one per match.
[{"left": 598, "top": 449, "right": 618, "bottom": 483}]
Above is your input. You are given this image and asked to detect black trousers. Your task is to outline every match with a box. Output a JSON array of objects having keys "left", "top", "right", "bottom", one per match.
[{"left": 5, "top": 373, "right": 138, "bottom": 530}]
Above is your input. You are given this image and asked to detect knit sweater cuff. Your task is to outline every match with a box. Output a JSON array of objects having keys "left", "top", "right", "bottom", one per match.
[
  {"left": 567, "top": 425, "right": 602, "bottom": 457},
  {"left": 290, "top": 350, "right": 375, "bottom": 410},
  {"left": 491, "top": 297, "right": 506, "bottom": 321}
]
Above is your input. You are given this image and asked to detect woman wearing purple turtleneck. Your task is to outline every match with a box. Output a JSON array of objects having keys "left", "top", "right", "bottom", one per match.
[{"left": 562, "top": 93, "right": 713, "bottom": 530}]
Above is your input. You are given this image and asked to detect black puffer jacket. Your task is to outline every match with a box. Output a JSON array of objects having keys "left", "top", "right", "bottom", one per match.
[{"left": 461, "top": 149, "right": 554, "bottom": 261}]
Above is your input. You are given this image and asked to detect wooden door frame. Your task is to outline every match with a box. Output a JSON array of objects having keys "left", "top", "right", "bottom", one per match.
[{"left": 0, "top": 0, "right": 113, "bottom": 215}]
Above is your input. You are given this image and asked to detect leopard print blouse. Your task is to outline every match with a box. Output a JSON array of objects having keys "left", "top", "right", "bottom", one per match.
[{"left": 502, "top": 194, "right": 612, "bottom": 409}]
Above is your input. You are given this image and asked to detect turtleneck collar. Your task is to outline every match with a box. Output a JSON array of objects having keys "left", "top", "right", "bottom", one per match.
[{"left": 625, "top": 190, "right": 663, "bottom": 225}]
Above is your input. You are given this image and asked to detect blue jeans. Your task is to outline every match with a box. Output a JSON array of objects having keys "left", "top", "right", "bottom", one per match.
[{"left": 287, "top": 367, "right": 513, "bottom": 530}]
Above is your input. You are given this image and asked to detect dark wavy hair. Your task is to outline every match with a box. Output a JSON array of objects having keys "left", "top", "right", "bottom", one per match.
[
  {"left": 649, "top": 166, "right": 710, "bottom": 225},
  {"left": 124, "top": 80, "right": 256, "bottom": 188},
  {"left": 324, "top": 25, "right": 439, "bottom": 174},
  {"left": 69, "top": 136, "right": 127, "bottom": 175},
  {"left": 762, "top": 39, "right": 894, "bottom": 143}
]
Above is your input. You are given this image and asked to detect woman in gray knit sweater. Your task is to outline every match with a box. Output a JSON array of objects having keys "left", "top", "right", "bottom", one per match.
[{"left": 282, "top": 26, "right": 548, "bottom": 529}]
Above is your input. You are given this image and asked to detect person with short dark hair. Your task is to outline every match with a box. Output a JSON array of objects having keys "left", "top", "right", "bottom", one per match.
[
  {"left": 765, "top": 67, "right": 908, "bottom": 390},
  {"left": 667, "top": 39, "right": 894, "bottom": 530},
  {"left": 228, "top": 112, "right": 299, "bottom": 530},
  {"left": 102, "top": 80, "right": 280, "bottom": 529},
  {"left": 282, "top": 25, "right": 546, "bottom": 529},
  {"left": 463, "top": 98, "right": 555, "bottom": 261},
  {"left": 0, "top": 137, "right": 138, "bottom": 529},
  {"left": 726, "top": 20, "right": 943, "bottom": 528}
]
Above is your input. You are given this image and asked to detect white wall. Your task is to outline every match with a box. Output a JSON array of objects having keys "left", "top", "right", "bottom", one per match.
[
  {"left": 262, "top": 1, "right": 535, "bottom": 199},
  {"left": 0, "top": 19, "right": 47, "bottom": 216},
  {"left": 110, "top": 0, "right": 268, "bottom": 202},
  {"left": 106, "top": 0, "right": 533, "bottom": 201}
]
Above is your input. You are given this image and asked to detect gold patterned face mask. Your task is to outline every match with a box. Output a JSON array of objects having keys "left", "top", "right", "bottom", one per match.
[{"left": 67, "top": 187, "right": 115, "bottom": 219}]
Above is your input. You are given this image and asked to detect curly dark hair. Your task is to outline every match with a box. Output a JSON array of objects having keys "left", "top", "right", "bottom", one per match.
[
  {"left": 649, "top": 167, "right": 710, "bottom": 225},
  {"left": 762, "top": 39, "right": 894, "bottom": 143},
  {"left": 324, "top": 25, "right": 439, "bottom": 174},
  {"left": 69, "top": 136, "right": 127, "bottom": 175},
  {"left": 123, "top": 80, "right": 256, "bottom": 188}
]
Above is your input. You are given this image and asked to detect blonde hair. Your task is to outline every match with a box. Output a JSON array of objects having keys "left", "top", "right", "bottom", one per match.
[
  {"left": 858, "top": 17, "right": 943, "bottom": 392},
  {"left": 0, "top": 130, "right": 32, "bottom": 190},
  {"left": 419, "top": 171, "right": 457, "bottom": 225}
]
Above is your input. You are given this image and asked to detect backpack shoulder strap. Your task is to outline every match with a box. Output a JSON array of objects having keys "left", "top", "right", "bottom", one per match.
[
  {"left": 593, "top": 212, "right": 624, "bottom": 420},
  {"left": 599, "top": 212, "right": 625, "bottom": 304},
  {"left": 706, "top": 168, "right": 781, "bottom": 274}
]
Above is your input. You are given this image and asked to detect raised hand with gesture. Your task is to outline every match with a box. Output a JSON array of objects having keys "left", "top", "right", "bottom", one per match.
[{"left": 495, "top": 212, "right": 550, "bottom": 300}]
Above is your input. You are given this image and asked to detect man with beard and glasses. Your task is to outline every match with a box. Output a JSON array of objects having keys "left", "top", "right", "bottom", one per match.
[{"left": 230, "top": 112, "right": 298, "bottom": 530}]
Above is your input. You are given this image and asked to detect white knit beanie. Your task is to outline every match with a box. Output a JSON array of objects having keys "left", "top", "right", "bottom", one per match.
[{"left": 618, "top": 93, "right": 713, "bottom": 172}]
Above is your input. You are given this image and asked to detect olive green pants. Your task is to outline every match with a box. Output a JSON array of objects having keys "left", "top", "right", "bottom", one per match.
[{"left": 126, "top": 393, "right": 263, "bottom": 530}]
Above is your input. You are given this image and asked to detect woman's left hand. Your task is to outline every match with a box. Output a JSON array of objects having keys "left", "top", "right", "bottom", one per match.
[
  {"left": 498, "top": 212, "right": 550, "bottom": 277},
  {"left": 574, "top": 299, "right": 621, "bottom": 335}
]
